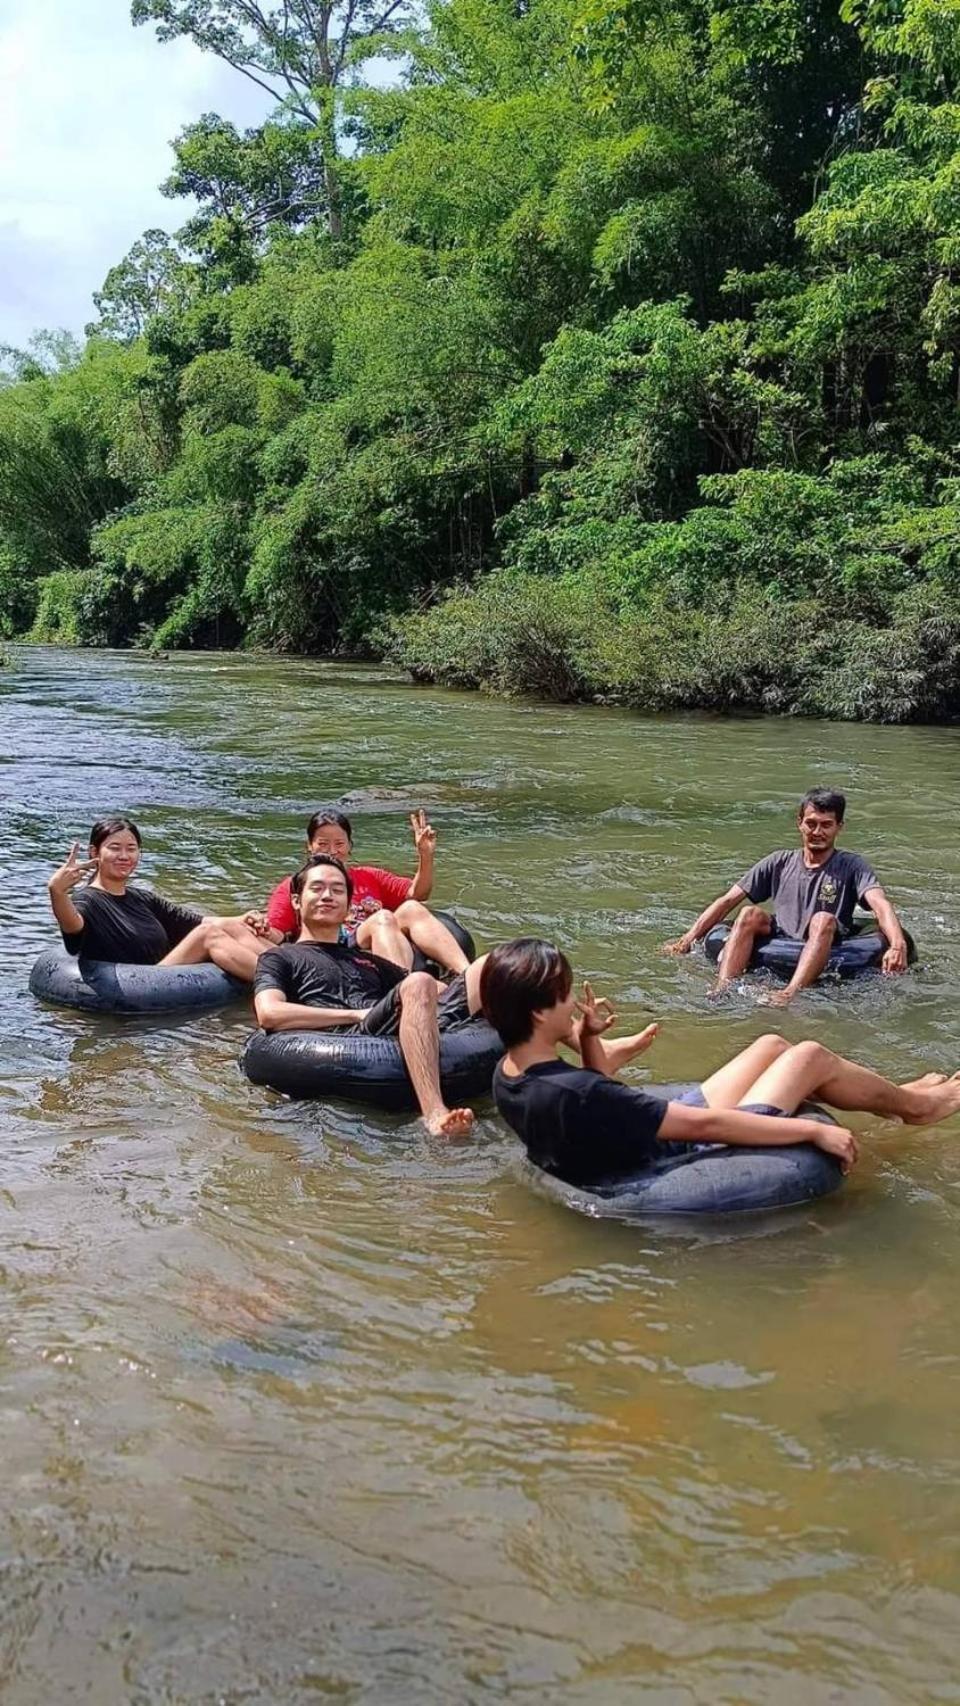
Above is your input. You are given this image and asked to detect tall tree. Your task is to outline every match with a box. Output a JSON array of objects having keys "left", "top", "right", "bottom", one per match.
[
  {"left": 131, "top": 0, "right": 418, "bottom": 239},
  {"left": 87, "top": 229, "right": 195, "bottom": 341}
]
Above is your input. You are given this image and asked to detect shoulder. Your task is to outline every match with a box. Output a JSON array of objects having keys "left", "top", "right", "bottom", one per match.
[
  {"left": 353, "top": 865, "right": 403, "bottom": 888},
  {"left": 840, "top": 849, "right": 875, "bottom": 873},
  {"left": 268, "top": 874, "right": 293, "bottom": 898}
]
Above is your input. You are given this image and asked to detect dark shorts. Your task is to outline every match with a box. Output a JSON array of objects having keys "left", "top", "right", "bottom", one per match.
[
  {"left": 356, "top": 972, "right": 473, "bottom": 1039},
  {"left": 676, "top": 1085, "right": 785, "bottom": 1118},
  {"left": 769, "top": 917, "right": 849, "bottom": 944}
]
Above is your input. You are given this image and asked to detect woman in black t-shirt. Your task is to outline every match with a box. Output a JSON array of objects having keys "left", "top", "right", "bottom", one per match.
[{"left": 46, "top": 816, "right": 281, "bottom": 982}]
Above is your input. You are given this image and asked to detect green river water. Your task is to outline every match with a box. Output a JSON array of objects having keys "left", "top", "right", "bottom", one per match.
[{"left": 2, "top": 645, "right": 960, "bottom": 1704}]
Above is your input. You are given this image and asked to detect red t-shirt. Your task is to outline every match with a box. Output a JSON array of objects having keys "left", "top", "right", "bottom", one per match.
[{"left": 266, "top": 866, "right": 413, "bottom": 936}]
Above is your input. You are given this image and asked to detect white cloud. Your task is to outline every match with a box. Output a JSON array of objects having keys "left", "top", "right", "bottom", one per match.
[{"left": 0, "top": 0, "right": 272, "bottom": 346}]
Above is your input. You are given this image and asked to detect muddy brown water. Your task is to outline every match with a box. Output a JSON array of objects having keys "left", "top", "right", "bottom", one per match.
[{"left": 2, "top": 646, "right": 960, "bottom": 1703}]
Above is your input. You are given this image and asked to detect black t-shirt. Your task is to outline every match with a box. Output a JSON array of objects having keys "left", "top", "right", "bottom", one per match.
[
  {"left": 493, "top": 1058, "right": 669, "bottom": 1188},
  {"left": 61, "top": 884, "right": 203, "bottom": 965},
  {"left": 254, "top": 940, "right": 407, "bottom": 1012}
]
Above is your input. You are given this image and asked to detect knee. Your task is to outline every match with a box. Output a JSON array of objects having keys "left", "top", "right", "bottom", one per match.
[
  {"left": 735, "top": 906, "right": 767, "bottom": 932},
  {"left": 395, "top": 898, "right": 427, "bottom": 925},
  {"left": 399, "top": 970, "right": 436, "bottom": 1006},
  {"left": 759, "top": 1033, "right": 790, "bottom": 1057},
  {"left": 808, "top": 911, "right": 837, "bottom": 939},
  {"left": 789, "top": 1039, "right": 832, "bottom": 1070}
]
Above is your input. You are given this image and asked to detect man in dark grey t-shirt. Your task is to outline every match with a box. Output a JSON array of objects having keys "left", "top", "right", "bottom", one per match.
[{"left": 662, "top": 788, "right": 909, "bottom": 1004}]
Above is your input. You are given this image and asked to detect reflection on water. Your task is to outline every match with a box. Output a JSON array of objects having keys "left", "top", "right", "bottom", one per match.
[{"left": 2, "top": 646, "right": 960, "bottom": 1702}]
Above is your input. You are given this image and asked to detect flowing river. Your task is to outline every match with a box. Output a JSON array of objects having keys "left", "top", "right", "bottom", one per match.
[{"left": 2, "top": 645, "right": 960, "bottom": 1704}]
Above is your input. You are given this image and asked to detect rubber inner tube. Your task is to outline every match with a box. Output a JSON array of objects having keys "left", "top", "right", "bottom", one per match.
[
  {"left": 534, "top": 1081, "right": 844, "bottom": 1218},
  {"left": 704, "top": 918, "right": 917, "bottom": 981},
  {"left": 29, "top": 948, "right": 247, "bottom": 1016},
  {"left": 241, "top": 1019, "right": 503, "bottom": 1112}
]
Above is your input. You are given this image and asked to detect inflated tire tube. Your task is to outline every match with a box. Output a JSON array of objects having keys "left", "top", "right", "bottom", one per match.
[
  {"left": 29, "top": 948, "right": 247, "bottom": 1016},
  {"left": 241, "top": 1020, "right": 503, "bottom": 1112},
  {"left": 704, "top": 922, "right": 917, "bottom": 980},
  {"left": 547, "top": 1082, "right": 844, "bottom": 1217}
]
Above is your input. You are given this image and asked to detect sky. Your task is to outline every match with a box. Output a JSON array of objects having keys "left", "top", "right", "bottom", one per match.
[{"left": 0, "top": 0, "right": 272, "bottom": 350}]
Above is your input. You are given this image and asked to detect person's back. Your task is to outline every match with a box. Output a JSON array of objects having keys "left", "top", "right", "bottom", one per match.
[{"left": 493, "top": 1056, "right": 668, "bottom": 1188}]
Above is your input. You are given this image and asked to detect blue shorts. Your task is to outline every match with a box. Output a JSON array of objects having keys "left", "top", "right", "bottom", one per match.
[{"left": 677, "top": 1086, "right": 785, "bottom": 1118}]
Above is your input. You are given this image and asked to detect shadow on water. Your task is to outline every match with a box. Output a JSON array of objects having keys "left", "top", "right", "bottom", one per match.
[{"left": 2, "top": 646, "right": 960, "bottom": 1702}]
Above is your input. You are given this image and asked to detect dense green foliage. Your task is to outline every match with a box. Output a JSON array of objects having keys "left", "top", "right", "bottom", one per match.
[{"left": 4, "top": 0, "right": 960, "bottom": 717}]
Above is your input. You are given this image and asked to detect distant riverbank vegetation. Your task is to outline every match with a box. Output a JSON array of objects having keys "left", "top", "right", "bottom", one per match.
[{"left": 3, "top": 0, "right": 960, "bottom": 720}]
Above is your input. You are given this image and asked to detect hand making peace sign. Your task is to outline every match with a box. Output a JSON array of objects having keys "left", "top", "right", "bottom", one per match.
[
  {"left": 410, "top": 808, "right": 437, "bottom": 860},
  {"left": 48, "top": 842, "right": 98, "bottom": 897}
]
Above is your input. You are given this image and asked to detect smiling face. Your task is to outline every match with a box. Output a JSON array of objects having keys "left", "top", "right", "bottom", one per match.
[
  {"left": 797, "top": 803, "right": 842, "bottom": 858},
  {"left": 293, "top": 863, "right": 351, "bottom": 936},
  {"left": 91, "top": 828, "right": 141, "bottom": 885},
  {"left": 307, "top": 823, "right": 352, "bottom": 863}
]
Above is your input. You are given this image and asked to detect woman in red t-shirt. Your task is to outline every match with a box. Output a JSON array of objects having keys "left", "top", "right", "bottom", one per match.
[{"left": 265, "top": 808, "right": 470, "bottom": 975}]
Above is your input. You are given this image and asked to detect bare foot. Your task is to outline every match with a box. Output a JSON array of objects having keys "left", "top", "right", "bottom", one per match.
[
  {"left": 758, "top": 986, "right": 795, "bottom": 1008},
  {"left": 425, "top": 1105, "right": 475, "bottom": 1138},
  {"left": 901, "top": 1072, "right": 948, "bottom": 1090},
  {"left": 603, "top": 1023, "right": 659, "bottom": 1073},
  {"left": 902, "top": 1072, "right": 960, "bottom": 1125}
]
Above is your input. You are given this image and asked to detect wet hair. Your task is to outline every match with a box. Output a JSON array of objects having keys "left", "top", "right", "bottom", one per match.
[
  {"left": 798, "top": 788, "right": 845, "bottom": 823},
  {"left": 88, "top": 816, "right": 142, "bottom": 852},
  {"left": 290, "top": 852, "right": 354, "bottom": 905},
  {"left": 305, "top": 809, "right": 353, "bottom": 846},
  {"left": 480, "top": 938, "right": 573, "bottom": 1047}
]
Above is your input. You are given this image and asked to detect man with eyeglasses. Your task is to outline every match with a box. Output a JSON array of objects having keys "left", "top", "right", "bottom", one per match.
[{"left": 253, "top": 853, "right": 487, "bottom": 1137}]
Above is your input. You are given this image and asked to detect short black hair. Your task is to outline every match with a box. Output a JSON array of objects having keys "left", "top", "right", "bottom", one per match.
[
  {"left": 89, "top": 816, "right": 142, "bottom": 851},
  {"left": 480, "top": 938, "right": 573, "bottom": 1046},
  {"left": 799, "top": 788, "right": 846, "bottom": 822},
  {"left": 306, "top": 808, "right": 353, "bottom": 845},
  {"left": 290, "top": 853, "right": 354, "bottom": 903}
]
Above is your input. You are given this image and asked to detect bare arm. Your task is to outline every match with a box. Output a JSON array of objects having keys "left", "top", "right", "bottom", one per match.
[
  {"left": 254, "top": 988, "right": 372, "bottom": 1032},
  {"left": 659, "top": 1101, "right": 858, "bottom": 1171},
  {"left": 408, "top": 809, "right": 436, "bottom": 902},
  {"left": 662, "top": 884, "right": 748, "bottom": 955},
  {"left": 862, "top": 886, "right": 908, "bottom": 975}
]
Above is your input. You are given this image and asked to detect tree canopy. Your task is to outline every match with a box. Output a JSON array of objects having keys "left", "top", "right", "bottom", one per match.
[{"left": 4, "top": 0, "right": 960, "bottom": 718}]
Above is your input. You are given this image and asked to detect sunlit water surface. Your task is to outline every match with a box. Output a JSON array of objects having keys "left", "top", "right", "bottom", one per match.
[{"left": 2, "top": 646, "right": 960, "bottom": 1704}]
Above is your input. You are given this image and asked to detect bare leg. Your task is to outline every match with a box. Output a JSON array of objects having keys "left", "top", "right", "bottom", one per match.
[
  {"left": 397, "top": 972, "right": 475, "bottom": 1137},
  {"left": 600, "top": 1026, "right": 660, "bottom": 1073},
  {"left": 394, "top": 899, "right": 470, "bottom": 975},
  {"left": 160, "top": 916, "right": 268, "bottom": 982},
  {"left": 715, "top": 906, "right": 773, "bottom": 989},
  {"left": 740, "top": 1039, "right": 960, "bottom": 1125},
  {"left": 699, "top": 1034, "right": 791, "bottom": 1107},
  {"left": 355, "top": 911, "right": 415, "bottom": 971},
  {"left": 761, "top": 912, "right": 837, "bottom": 1007}
]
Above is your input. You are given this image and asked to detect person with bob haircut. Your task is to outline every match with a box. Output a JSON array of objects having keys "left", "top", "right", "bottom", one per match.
[
  {"left": 265, "top": 806, "right": 468, "bottom": 976},
  {"left": 662, "top": 787, "right": 909, "bottom": 1004},
  {"left": 47, "top": 816, "right": 280, "bottom": 982},
  {"left": 480, "top": 938, "right": 960, "bottom": 1191}
]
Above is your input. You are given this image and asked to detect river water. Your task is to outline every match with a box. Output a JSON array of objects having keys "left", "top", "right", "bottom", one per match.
[{"left": 2, "top": 646, "right": 960, "bottom": 1704}]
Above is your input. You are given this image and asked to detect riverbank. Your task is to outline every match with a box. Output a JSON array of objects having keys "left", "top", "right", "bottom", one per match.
[{"left": 391, "top": 573, "right": 960, "bottom": 725}]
